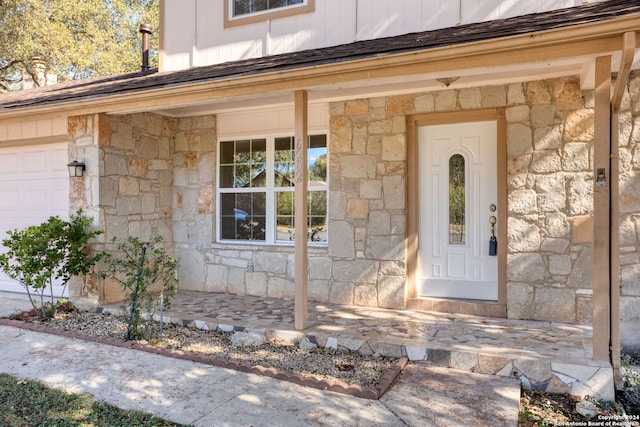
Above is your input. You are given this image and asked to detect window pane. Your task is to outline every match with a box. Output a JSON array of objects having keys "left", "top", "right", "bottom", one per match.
[
  {"left": 221, "top": 192, "right": 266, "bottom": 241},
  {"left": 274, "top": 135, "right": 327, "bottom": 187},
  {"left": 220, "top": 165, "right": 234, "bottom": 188},
  {"left": 275, "top": 137, "right": 294, "bottom": 187},
  {"left": 234, "top": 140, "right": 251, "bottom": 162},
  {"left": 276, "top": 191, "right": 295, "bottom": 241},
  {"left": 251, "top": 139, "right": 267, "bottom": 188},
  {"left": 275, "top": 190, "right": 327, "bottom": 242},
  {"left": 219, "top": 139, "right": 266, "bottom": 188},
  {"left": 308, "top": 190, "right": 327, "bottom": 242},
  {"left": 233, "top": 0, "right": 304, "bottom": 16},
  {"left": 270, "top": 0, "right": 287, "bottom": 8},
  {"left": 220, "top": 141, "right": 235, "bottom": 188},
  {"left": 253, "top": 0, "right": 268, "bottom": 12},
  {"left": 233, "top": 0, "right": 248, "bottom": 15},
  {"left": 449, "top": 154, "right": 465, "bottom": 245},
  {"left": 220, "top": 140, "right": 235, "bottom": 164},
  {"left": 234, "top": 140, "right": 252, "bottom": 188},
  {"left": 308, "top": 134, "right": 327, "bottom": 185}
]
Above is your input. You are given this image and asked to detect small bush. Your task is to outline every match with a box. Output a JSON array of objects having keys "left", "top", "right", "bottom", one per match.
[
  {"left": 0, "top": 210, "right": 102, "bottom": 317},
  {"left": 100, "top": 236, "right": 177, "bottom": 341},
  {"left": 619, "top": 353, "right": 640, "bottom": 415}
]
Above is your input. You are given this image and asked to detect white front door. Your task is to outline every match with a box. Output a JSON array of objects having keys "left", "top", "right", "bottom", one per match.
[
  {"left": 418, "top": 121, "right": 498, "bottom": 301},
  {"left": 0, "top": 142, "right": 70, "bottom": 297}
]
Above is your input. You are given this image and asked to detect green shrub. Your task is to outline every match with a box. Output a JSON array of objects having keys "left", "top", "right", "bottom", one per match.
[
  {"left": 0, "top": 210, "right": 103, "bottom": 317},
  {"left": 100, "top": 236, "right": 177, "bottom": 341},
  {"left": 619, "top": 354, "right": 640, "bottom": 415}
]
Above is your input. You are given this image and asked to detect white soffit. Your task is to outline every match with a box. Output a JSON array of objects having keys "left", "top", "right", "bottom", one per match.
[{"left": 148, "top": 55, "right": 598, "bottom": 117}]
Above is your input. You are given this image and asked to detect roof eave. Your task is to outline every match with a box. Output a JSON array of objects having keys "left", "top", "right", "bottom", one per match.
[{"left": 0, "top": 14, "right": 638, "bottom": 124}]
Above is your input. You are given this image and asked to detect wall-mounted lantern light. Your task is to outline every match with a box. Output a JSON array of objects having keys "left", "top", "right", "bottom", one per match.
[{"left": 67, "top": 160, "right": 86, "bottom": 177}]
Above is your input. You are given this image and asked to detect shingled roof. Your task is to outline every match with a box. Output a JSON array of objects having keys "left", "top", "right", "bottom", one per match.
[{"left": 1, "top": 0, "right": 638, "bottom": 111}]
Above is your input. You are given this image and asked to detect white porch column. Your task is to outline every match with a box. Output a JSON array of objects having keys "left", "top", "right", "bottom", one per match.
[{"left": 294, "top": 90, "right": 309, "bottom": 330}]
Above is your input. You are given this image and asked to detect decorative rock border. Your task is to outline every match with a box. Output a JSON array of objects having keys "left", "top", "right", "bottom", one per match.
[{"left": 0, "top": 317, "right": 408, "bottom": 400}]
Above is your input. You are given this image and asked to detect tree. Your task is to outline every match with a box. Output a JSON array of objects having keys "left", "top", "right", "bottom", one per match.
[{"left": 0, "top": 0, "right": 159, "bottom": 92}]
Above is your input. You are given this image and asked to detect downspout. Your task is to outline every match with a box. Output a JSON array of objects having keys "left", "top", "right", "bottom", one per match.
[{"left": 609, "top": 31, "right": 636, "bottom": 388}]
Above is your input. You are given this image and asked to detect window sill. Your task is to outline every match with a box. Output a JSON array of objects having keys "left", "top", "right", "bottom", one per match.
[{"left": 211, "top": 241, "right": 328, "bottom": 253}]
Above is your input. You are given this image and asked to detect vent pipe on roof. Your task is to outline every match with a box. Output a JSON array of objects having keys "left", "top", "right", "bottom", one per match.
[{"left": 140, "top": 23, "right": 153, "bottom": 72}]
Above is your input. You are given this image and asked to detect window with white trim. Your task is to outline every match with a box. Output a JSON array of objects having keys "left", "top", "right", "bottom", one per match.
[
  {"left": 232, "top": 0, "right": 304, "bottom": 17},
  {"left": 224, "top": 0, "right": 314, "bottom": 27},
  {"left": 218, "top": 134, "right": 328, "bottom": 244}
]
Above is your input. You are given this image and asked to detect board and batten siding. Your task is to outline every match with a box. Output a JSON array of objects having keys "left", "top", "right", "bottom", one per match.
[
  {"left": 216, "top": 104, "right": 329, "bottom": 138},
  {"left": 161, "top": 0, "right": 604, "bottom": 72},
  {"left": 0, "top": 118, "right": 67, "bottom": 142}
]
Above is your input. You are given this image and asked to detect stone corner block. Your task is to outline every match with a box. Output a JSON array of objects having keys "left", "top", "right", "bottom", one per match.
[{"left": 551, "top": 362, "right": 615, "bottom": 401}]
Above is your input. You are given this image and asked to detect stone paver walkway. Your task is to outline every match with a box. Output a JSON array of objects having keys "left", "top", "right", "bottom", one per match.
[
  {"left": 114, "top": 290, "right": 591, "bottom": 363},
  {"left": 122, "top": 291, "right": 609, "bottom": 401}
]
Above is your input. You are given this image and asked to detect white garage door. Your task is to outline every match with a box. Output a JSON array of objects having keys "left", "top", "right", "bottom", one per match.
[{"left": 0, "top": 142, "right": 69, "bottom": 297}]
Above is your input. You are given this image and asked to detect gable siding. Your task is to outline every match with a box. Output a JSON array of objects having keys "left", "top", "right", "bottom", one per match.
[
  {"left": 161, "top": 0, "right": 606, "bottom": 72},
  {"left": 0, "top": 118, "right": 67, "bottom": 142}
]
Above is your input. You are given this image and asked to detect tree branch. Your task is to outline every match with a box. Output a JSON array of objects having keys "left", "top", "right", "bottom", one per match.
[{"left": 0, "top": 59, "right": 26, "bottom": 74}]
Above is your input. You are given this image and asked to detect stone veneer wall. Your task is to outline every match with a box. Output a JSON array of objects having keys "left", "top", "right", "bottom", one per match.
[
  {"left": 504, "top": 79, "right": 595, "bottom": 324},
  {"left": 68, "top": 76, "right": 640, "bottom": 342},
  {"left": 327, "top": 96, "right": 409, "bottom": 309},
  {"left": 619, "top": 70, "right": 640, "bottom": 349},
  {"left": 197, "top": 76, "right": 600, "bottom": 319},
  {"left": 328, "top": 77, "right": 599, "bottom": 321},
  {"left": 68, "top": 114, "right": 105, "bottom": 306},
  {"left": 171, "top": 116, "right": 216, "bottom": 290},
  {"left": 69, "top": 112, "right": 175, "bottom": 304}
]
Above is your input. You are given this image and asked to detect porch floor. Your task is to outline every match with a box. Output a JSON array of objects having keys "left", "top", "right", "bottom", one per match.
[{"left": 101, "top": 290, "right": 613, "bottom": 399}]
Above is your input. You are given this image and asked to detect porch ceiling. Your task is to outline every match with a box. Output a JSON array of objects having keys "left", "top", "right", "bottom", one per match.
[{"left": 150, "top": 52, "right": 638, "bottom": 117}]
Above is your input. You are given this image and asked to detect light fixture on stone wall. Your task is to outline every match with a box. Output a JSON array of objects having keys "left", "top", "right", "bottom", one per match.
[
  {"left": 67, "top": 160, "right": 86, "bottom": 177},
  {"left": 436, "top": 76, "right": 460, "bottom": 87}
]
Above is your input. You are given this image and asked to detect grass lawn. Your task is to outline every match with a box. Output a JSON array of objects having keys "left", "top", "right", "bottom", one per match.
[{"left": 0, "top": 374, "right": 191, "bottom": 427}]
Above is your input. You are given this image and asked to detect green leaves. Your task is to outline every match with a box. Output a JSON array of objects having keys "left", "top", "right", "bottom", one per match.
[
  {"left": 0, "top": 0, "right": 159, "bottom": 91},
  {"left": 0, "top": 210, "right": 103, "bottom": 317},
  {"left": 0, "top": 373, "right": 186, "bottom": 426},
  {"left": 100, "top": 236, "right": 178, "bottom": 341}
]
